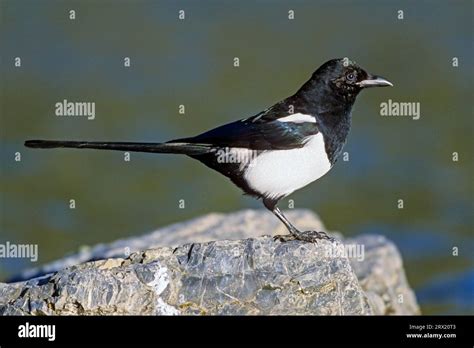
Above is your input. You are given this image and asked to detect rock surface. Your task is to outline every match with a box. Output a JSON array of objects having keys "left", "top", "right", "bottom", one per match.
[{"left": 0, "top": 209, "right": 419, "bottom": 315}]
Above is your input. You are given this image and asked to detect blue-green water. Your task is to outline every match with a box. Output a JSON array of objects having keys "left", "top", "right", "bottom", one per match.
[{"left": 1, "top": 0, "right": 473, "bottom": 314}]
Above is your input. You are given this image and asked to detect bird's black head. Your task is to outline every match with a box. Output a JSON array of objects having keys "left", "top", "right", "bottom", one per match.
[{"left": 308, "top": 58, "right": 393, "bottom": 102}]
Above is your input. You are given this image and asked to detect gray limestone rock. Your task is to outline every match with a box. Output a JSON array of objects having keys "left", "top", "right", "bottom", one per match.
[{"left": 0, "top": 209, "right": 419, "bottom": 315}]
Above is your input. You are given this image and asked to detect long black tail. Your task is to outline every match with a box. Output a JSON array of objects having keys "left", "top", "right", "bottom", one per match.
[{"left": 24, "top": 140, "right": 211, "bottom": 155}]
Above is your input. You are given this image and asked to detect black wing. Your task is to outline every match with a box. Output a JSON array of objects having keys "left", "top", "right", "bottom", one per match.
[{"left": 171, "top": 110, "right": 319, "bottom": 150}]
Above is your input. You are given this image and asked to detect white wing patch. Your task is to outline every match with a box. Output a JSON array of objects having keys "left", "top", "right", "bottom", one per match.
[{"left": 277, "top": 113, "right": 316, "bottom": 123}]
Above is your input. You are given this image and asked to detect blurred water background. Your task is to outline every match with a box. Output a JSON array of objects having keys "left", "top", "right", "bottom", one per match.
[{"left": 1, "top": 0, "right": 473, "bottom": 314}]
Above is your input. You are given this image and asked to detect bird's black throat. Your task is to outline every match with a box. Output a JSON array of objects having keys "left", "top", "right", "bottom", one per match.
[{"left": 287, "top": 75, "right": 357, "bottom": 165}]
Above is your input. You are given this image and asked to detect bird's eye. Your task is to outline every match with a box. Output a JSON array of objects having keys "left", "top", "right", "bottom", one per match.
[{"left": 346, "top": 73, "right": 356, "bottom": 82}]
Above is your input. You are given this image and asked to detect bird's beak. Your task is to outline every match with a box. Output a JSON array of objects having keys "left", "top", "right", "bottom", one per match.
[{"left": 357, "top": 75, "right": 393, "bottom": 88}]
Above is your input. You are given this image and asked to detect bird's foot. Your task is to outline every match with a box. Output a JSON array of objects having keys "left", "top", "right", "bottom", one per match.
[{"left": 273, "top": 230, "right": 335, "bottom": 243}]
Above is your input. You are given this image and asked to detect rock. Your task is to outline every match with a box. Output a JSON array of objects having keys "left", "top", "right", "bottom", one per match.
[
  {"left": 0, "top": 209, "right": 420, "bottom": 315},
  {"left": 10, "top": 209, "right": 326, "bottom": 282},
  {"left": 347, "top": 235, "right": 420, "bottom": 315}
]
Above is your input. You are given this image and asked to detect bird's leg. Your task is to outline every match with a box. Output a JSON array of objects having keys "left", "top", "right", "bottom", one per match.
[{"left": 270, "top": 206, "right": 334, "bottom": 243}]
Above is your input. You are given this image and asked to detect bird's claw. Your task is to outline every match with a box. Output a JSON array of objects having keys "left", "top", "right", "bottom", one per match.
[
  {"left": 273, "top": 234, "right": 295, "bottom": 242},
  {"left": 273, "top": 230, "right": 335, "bottom": 243}
]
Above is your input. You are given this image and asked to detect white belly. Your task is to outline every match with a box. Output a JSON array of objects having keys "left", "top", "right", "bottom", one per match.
[{"left": 244, "top": 133, "right": 332, "bottom": 199}]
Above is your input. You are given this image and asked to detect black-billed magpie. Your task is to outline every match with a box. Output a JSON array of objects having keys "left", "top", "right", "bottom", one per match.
[{"left": 25, "top": 58, "right": 392, "bottom": 242}]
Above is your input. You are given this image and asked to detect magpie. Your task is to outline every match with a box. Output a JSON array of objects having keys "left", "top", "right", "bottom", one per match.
[{"left": 25, "top": 58, "right": 392, "bottom": 242}]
